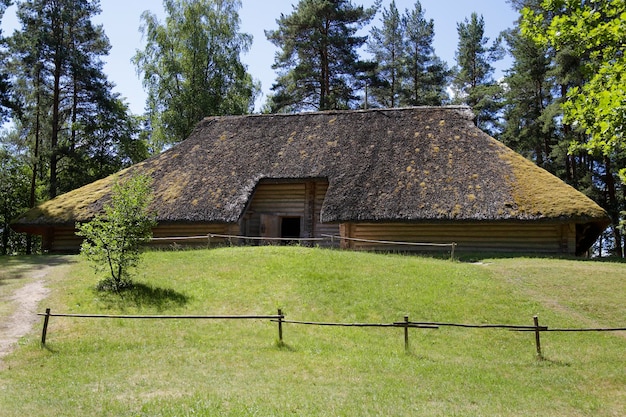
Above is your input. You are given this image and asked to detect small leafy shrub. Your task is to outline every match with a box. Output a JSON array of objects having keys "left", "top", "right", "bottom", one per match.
[{"left": 77, "top": 173, "right": 156, "bottom": 292}]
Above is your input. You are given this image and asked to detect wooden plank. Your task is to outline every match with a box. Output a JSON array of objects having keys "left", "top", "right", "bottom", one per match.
[
  {"left": 260, "top": 214, "right": 280, "bottom": 239},
  {"left": 348, "top": 222, "right": 566, "bottom": 253}
]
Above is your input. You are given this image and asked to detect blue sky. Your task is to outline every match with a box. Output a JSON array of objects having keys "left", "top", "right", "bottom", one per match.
[{"left": 1, "top": 0, "right": 519, "bottom": 114}]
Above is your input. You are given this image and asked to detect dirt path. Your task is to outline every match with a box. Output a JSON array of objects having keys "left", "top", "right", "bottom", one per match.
[{"left": 0, "top": 265, "right": 55, "bottom": 362}]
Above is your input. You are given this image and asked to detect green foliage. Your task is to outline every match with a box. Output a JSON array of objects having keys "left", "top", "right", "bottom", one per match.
[
  {"left": 134, "top": 0, "right": 259, "bottom": 150},
  {"left": 59, "top": 98, "right": 148, "bottom": 194},
  {"left": 366, "top": 0, "right": 403, "bottom": 107},
  {"left": 521, "top": 0, "right": 626, "bottom": 175},
  {"left": 8, "top": 0, "right": 142, "bottom": 199},
  {"left": 500, "top": 26, "right": 556, "bottom": 170},
  {"left": 520, "top": 0, "right": 626, "bottom": 255},
  {"left": 399, "top": 0, "right": 449, "bottom": 106},
  {"left": 77, "top": 173, "right": 156, "bottom": 291},
  {"left": 0, "top": 0, "right": 15, "bottom": 122},
  {"left": 265, "top": 0, "right": 379, "bottom": 112},
  {"left": 0, "top": 142, "right": 30, "bottom": 255},
  {"left": 366, "top": 0, "right": 449, "bottom": 108},
  {"left": 452, "top": 12, "right": 504, "bottom": 135}
]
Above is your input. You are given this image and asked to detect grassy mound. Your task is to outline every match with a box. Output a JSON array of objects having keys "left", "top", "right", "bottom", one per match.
[{"left": 1, "top": 247, "right": 625, "bottom": 416}]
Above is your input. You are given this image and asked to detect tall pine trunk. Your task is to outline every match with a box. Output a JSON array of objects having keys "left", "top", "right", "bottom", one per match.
[
  {"left": 27, "top": 66, "right": 43, "bottom": 254},
  {"left": 604, "top": 157, "right": 623, "bottom": 258},
  {"left": 49, "top": 5, "right": 65, "bottom": 199}
]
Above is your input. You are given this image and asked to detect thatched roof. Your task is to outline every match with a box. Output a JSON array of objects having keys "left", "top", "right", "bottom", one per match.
[{"left": 12, "top": 106, "right": 609, "bottom": 231}]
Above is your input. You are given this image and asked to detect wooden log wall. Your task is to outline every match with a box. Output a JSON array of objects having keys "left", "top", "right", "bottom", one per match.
[
  {"left": 45, "top": 223, "right": 236, "bottom": 253},
  {"left": 242, "top": 180, "right": 338, "bottom": 245},
  {"left": 245, "top": 182, "right": 305, "bottom": 238},
  {"left": 560, "top": 223, "right": 576, "bottom": 253},
  {"left": 46, "top": 227, "right": 83, "bottom": 253},
  {"left": 42, "top": 218, "right": 576, "bottom": 254},
  {"left": 150, "top": 224, "right": 235, "bottom": 248},
  {"left": 343, "top": 222, "right": 577, "bottom": 254}
]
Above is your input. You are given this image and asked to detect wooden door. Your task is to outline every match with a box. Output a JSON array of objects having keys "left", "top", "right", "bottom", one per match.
[{"left": 260, "top": 214, "right": 280, "bottom": 238}]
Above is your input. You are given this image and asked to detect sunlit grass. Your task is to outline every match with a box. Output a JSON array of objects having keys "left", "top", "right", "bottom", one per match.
[{"left": 1, "top": 247, "right": 625, "bottom": 416}]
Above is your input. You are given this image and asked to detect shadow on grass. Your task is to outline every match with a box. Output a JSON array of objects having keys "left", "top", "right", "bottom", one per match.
[
  {"left": 97, "top": 282, "right": 190, "bottom": 311},
  {"left": 456, "top": 252, "right": 626, "bottom": 264},
  {"left": 274, "top": 340, "right": 296, "bottom": 352},
  {"left": 41, "top": 344, "right": 58, "bottom": 354},
  {"left": 534, "top": 356, "right": 572, "bottom": 367},
  {"left": 0, "top": 255, "right": 76, "bottom": 286}
]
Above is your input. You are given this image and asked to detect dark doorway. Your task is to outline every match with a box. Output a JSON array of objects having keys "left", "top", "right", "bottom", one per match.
[{"left": 281, "top": 217, "right": 301, "bottom": 239}]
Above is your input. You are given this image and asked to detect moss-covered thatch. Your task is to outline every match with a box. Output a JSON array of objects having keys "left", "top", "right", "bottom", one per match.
[{"left": 12, "top": 106, "right": 609, "bottom": 234}]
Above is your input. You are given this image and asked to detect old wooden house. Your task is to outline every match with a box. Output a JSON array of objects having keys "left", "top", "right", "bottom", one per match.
[{"left": 11, "top": 107, "right": 610, "bottom": 255}]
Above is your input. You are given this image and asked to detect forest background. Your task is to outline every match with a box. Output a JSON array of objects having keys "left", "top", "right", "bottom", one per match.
[{"left": 0, "top": 0, "right": 624, "bottom": 257}]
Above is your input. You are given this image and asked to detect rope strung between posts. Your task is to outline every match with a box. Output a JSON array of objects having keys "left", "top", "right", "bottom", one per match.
[
  {"left": 150, "top": 234, "right": 457, "bottom": 259},
  {"left": 37, "top": 309, "right": 625, "bottom": 359},
  {"left": 320, "top": 234, "right": 456, "bottom": 248}
]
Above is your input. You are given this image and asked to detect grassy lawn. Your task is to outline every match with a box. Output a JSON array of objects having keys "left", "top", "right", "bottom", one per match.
[{"left": 0, "top": 247, "right": 625, "bottom": 416}]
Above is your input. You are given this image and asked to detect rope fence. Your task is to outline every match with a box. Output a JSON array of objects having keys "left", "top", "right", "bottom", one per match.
[
  {"left": 149, "top": 233, "right": 458, "bottom": 259},
  {"left": 38, "top": 309, "right": 626, "bottom": 359},
  {"left": 208, "top": 233, "right": 327, "bottom": 244}
]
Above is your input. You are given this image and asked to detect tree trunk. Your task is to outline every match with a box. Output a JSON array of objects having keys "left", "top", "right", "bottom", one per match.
[
  {"left": 604, "top": 157, "right": 623, "bottom": 257},
  {"left": 49, "top": 3, "right": 65, "bottom": 199},
  {"left": 320, "top": 17, "right": 331, "bottom": 110},
  {"left": 27, "top": 67, "right": 43, "bottom": 255}
]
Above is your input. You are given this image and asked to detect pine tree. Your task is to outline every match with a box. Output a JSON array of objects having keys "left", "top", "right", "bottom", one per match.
[
  {"left": 0, "top": 0, "right": 14, "bottom": 121},
  {"left": 452, "top": 12, "right": 504, "bottom": 135},
  {"left": 507, "top": 0, "right": 588, "bottom": 185},
  {"left": 10, "top": 0, "right": 139, "bottom": 198},
  {"left": 365, "top": 1, "right": 448, "bottom": 109},
  {"left": 366, "top": 0, "right": 403, "bottom": 108},
  {"left": 61, "top": 96, "right": 147, "bottom": 193},
  {"left": 500, "top": 27, "right": 556, "bottom": 171},
  {"left": 266, "top": 0, "right": 378, "bottom": 112},
  {"left": 134, "top": 0, "right": 259, "bottom": 150},
  {"left": 400, "top": 0, "right": 449, "bottom": 106}
]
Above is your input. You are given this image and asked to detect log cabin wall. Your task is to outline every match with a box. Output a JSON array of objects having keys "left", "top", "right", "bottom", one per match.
[
  {"left": 45, "top": 227, "right": 82, "bottom": 253},
  {"left": 45, "top": 223, "right": 237, "bottom": 253},
  {"left": 341, "top": 222, "right": 577, "bottom": 254},
  {"left": 43, "top": 217, "right": 577, "bottom": 254},
  {"left": 150, "top": 223, "right": 236, "bottom": 249},
  {"left": 560, "top": 223, "right": 576, "bottom": 253},
  {"left": 241, "top": 179, "right": 338, "bottom": 245}
]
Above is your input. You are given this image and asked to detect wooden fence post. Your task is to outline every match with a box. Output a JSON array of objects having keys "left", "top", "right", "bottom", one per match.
[
  {"left": 534, "top": 315, "right": 543, "bottom": 359},
  {"left": 41, "top": 308, "right": 51, "bottom": 348},
  {"left": 278, "top": 309, "right": 284, "bottom": 343},
  {"left": 404, "top": 315, "right": 410, "bottom": 352}
]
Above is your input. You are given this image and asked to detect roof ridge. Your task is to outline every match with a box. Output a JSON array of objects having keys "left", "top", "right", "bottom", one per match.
[{"left": 201, "top": 105, "right": 474, "bottom": 122}]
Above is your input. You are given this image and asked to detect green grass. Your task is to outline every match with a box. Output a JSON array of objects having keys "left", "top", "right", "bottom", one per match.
[{"left": 1, "top": 247, "right": 625, "bottom": 416}]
